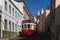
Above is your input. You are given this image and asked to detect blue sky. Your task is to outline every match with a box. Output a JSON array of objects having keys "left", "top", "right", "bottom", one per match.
[
  {"left": 15, "top": 0, "right": 50, "bottom": 16},
  {"left": 24, "top": 0, "right": 50, "bottom": 16}
]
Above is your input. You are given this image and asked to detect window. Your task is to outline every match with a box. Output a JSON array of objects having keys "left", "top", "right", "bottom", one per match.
[
  {"left": 24, "top": 24, "right": 27, "bottom": 28},
  {"left": 9, "top": 21, "right": 11, "bottom": 30},
  {"left": 4, "top": 19, "right": 8, "bottom": 37},
  {"left": 9, "top": 5, "right": 11, "bottom": 14},
  {"left": 12, "top": 22, "right": 14, "bottom": 31},
  {"left": 17, "top": 13, "right": 18, "bottom": 19},
  {"left": 22, "top": 24, "right": 23, "bottom": 28},
  {"left": 18, "top": 13, "right": 19, "bottom": 19},
  {"left": 0, "top": 16, "right": 1, "bottom": 22},
  {"left": 19, "top": 16, "right": 20, "bottom": 20},
  {"left": 15, "top": 24, "right": 17, "bottom": 31},
  {"left": 20, "top": 16, "right": 22, "bottom": 19},
  {"left": 28, "top": 24, "right": 30, "bottom": 29},
  {"left": 12, "top": 8, "right": 14, "bottom": 16},
  {"left": 5, "top": 1, "right": 7, "bottom": 11},
  {"left": 19, "top": 15, "right": 22, "bottom": 20},
  {"left": 15, "top": 11, "right": 17, "bottom": 18},
  {"left": 23, "top": 24, "right": 27, "bottom": 29},
  {"left": 18, "top": 15, "right": 20, "bottom": 19},
  {"left": 4, "top": 19, "right": 7, "bottom": 30},
  {"left": 19, "top": 15, "right": 21, "bottom": 20},
  {"left": 31, "top": 24, "right": 32, "bottom": 27},
  {"left": 34, "top": 25, "right": 36, "bottom": 30}
]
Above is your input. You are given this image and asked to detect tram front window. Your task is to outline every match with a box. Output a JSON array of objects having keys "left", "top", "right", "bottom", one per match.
[{"left": 28, "top": 24, "right": 30, "bottom": 29}]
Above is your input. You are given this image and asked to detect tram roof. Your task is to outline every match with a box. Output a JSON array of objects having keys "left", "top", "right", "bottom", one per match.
[{"left": 22, "top": 19, "right": 33, "bottom": 23}]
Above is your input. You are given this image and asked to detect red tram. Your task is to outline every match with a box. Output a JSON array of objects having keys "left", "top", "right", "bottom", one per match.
[{"left": 21, "top": 20, "right": 36, "bottom": 36}]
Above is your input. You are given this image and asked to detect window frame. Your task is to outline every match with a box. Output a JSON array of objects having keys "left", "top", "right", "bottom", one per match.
[
  {"left": 5, "top": 1, "right": 7, "bottom": 11},
  {"left": 9, "top": 5, "right": 11, "bottom": 14}
]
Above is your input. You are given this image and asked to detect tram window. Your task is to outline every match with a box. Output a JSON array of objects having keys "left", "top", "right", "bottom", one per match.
[
  {"left": 28, "top": 24, "right": 30, "bottom": 28},
  {"left": 20, "top": 26, "right": 21, "bottom": 28},
  {"left": 31, "top": 24, "right": 32, "bottom": 26},
  {"left": 22, "top": 25, "right": 23, "bottom": 28},
  {"left": 23, "top": 24, "right": 27, "bottom": 28},
  {"left": 30, "top": 24, "right": 32, "bottom": 28},
  {"left": 34, "top": 25, "right": 36, "bottom": 29}
]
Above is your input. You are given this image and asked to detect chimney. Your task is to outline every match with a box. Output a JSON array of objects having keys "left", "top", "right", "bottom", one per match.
[
  {"left": 37, "top": 10, "right": 40, "bottom": 16},
  {"left": 41, "top": 8, "right": 44, "bottom": 15}
]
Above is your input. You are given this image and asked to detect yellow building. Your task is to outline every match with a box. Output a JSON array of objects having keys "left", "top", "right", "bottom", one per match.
[
  {"left": 44, "top": 10, "right": 51, "bottom": 32},
  {"left": 37, "top": 9, "right": 51, "bottom": 32}
]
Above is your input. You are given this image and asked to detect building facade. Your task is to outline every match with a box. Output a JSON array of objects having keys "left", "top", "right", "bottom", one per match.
[
  {"left": 0, "top": 6, "right": 2, "bottom": 38},
  {"left": 44, "top": 10, "right": 51, "bottom": 32},
  {"left": 50, "top": 0, "right": 60, "bottom": 40},
  {"left": 0, "top": 0, "right": 23, "bottom": 38},
  {"left": 11, "top": 0, "right": 31, "bottom": 20},
  {"left": 37, "top": 8, "right": 45, "bottom": 32},
  {"left": 37, "top": 9, "right": 51, "bottom": 32}
]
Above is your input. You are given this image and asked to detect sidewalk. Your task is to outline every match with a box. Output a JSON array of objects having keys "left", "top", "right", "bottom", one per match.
[
  {"left": 0, "top": 36, "right": 17, "bottom": 40},
  {"left": 0, "top": 37, "right": 10, "bottom": 40}
]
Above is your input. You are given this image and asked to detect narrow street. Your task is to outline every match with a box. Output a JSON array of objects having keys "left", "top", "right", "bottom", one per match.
[
  {"left": 13, "top": 32, "right": 55, "bottom": 40},
  {"left": 0, "top": 0, "right": 60, "bottom": 40}
]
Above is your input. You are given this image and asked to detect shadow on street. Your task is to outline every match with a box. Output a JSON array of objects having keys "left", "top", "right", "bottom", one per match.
[{"left": 15, "top": 32, "right": 55, "bottom": 40}]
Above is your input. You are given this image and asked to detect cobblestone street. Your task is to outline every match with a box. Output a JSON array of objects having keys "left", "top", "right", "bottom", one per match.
[{"left": 13, "top": 32, "right": 55, "bottom": 40}]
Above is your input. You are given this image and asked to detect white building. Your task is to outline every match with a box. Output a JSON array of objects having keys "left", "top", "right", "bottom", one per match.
[
  {"left": 0, "top": 0, "right": 23, "bottom": 38},
  {"left": 11, "top": 0, "right": 31, "bottom": 20}
]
